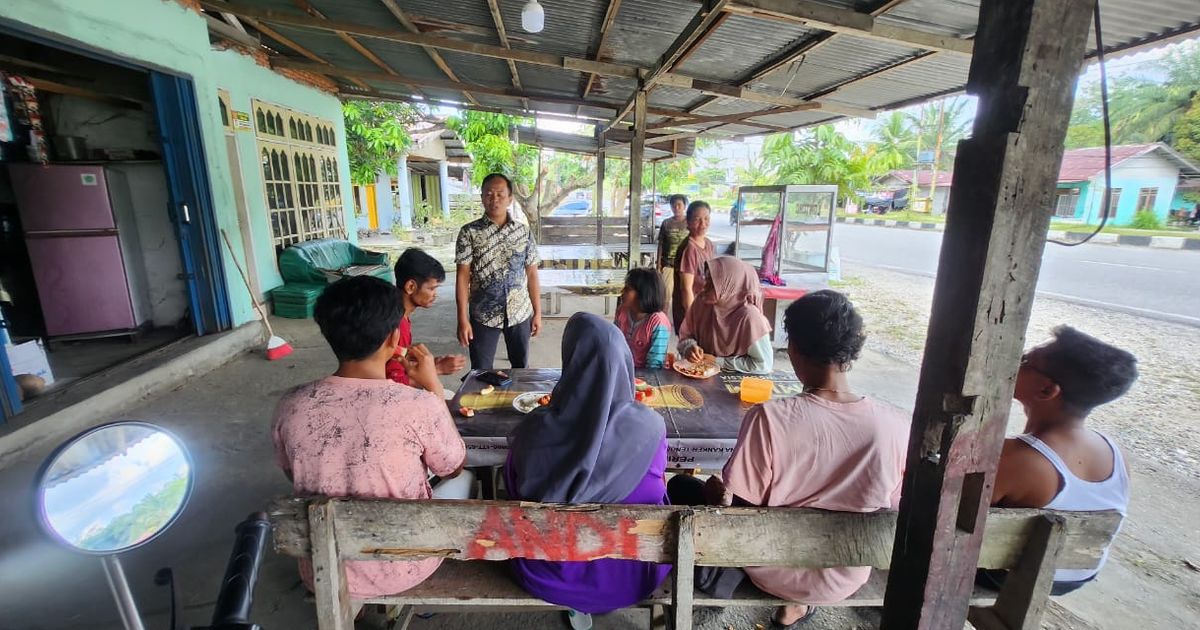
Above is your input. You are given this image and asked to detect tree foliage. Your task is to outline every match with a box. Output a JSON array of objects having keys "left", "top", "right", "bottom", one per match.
[
  {"left": 342, "top": 101, "right": 424, "bottom": 185},
  {"left": 448, "top": 110, "right": 596, "bottom": 222},
  {"left": 760, "top": 125, "right": 889, "bottom": 201}
]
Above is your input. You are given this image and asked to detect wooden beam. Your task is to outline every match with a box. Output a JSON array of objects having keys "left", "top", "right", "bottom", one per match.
[
  {"left": 879, "top": 1, "right": 1095, "bottom": 628},
  {"left": 646, "top": 104, "right": 817, "bottom": 130},
  {"left": 377, "top": 0, "right": 479, "bottom": 105},
  {"left": 581, "top": 0, "right": 623, "bottom": 98},
  {"left": 484, "top": 0, "right": 527, "bottom": 108},
  {"left": 607, "top": 130, "right": 707, "bottom": 151},
  {"left": 608, "top": 0, "right": 733, "bottom": 128},
  {"left": 289, "top": 0, "right": 414, "bottom": 94},
  {"left": 203, "top": 1, "right": 871, "bottom": 118},
  {"left": 725, "top": 0, "right": 973, "bottom": 55},
  {"left": 236, "top": 16, "right": 372, "bottom": 91},
  {"left": 205, "top": 13, "right": 261, "bottom": 49},
  {"left": 627, "top": 91, "right": 647, "bottom": 267},
  {"left": 342, "top": 90, "right": 613, "bottom": 124},
  {"left": 674, "top": 12, "right": 730, "bottom": 68},
  {"left": 26, "top": 77, "right": 149, "bottom": 108}
]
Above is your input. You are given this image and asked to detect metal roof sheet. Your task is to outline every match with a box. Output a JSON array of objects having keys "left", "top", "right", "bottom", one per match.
[{"left": 213, "top": 0, "right": 1200, "bottom": 136}]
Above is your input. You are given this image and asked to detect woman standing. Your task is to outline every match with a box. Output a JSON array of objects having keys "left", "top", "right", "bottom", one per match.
[
  {"left": 505, "top": 313, "right": 672, "bottom": 628},
  {"left": 672, "top": 200, "right": 716, "bottom": 329}
]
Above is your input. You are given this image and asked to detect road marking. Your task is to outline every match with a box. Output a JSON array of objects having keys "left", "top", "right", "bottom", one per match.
[{"left": 1077, "top": 260, "right": 1180, "bottom": 272}]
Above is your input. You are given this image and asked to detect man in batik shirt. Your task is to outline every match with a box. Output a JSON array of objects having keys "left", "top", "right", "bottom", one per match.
[{"left": 455, "top": 173, "right": 542, "bottom": 369}]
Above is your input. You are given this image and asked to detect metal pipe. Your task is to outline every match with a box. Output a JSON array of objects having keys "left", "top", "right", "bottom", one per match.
[{"left": 102, "top": 556, "right": 146, "bottom": 630}]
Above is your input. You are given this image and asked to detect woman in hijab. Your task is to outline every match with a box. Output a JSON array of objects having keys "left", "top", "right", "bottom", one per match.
[
  {"left": 678, "top": 256, "right": 774, "bottom": 375},
  {"left": 505, "top": 313, "right": 672, "bottom": 627}
]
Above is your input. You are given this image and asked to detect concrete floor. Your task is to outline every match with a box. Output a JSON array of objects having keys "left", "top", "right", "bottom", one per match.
[
  {"left": 42, "top": 328, "right": 187, "bottom": 386},
  {"left": 0, "top": 284, "right": 912, "bottom": 630}
]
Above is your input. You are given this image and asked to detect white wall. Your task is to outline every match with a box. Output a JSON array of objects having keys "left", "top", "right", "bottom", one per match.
[
  {"left": 110, "top": 164, "right": 187, "bottom": 328},
  {"left": 46, "top": 94, "right": 158, "bottom": 154}
]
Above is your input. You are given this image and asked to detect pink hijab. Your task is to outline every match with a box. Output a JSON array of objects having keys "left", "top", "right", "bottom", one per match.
[{"left": 679, "top": 256, "right": 773, "bottom": 357}]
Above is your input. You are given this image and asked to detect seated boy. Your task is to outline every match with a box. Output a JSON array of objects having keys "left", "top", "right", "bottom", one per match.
[
  {"left": 668, "top": 291, "right": 909, "bottom": 628},
  {"left": 273, "top": 275, "right": 470, "bottom": 599},
  {"left": 386, "top": 248, "right": 466, "bottom": 386},
  {"left": 988, "top": 325, "right": 1137, "bottom": 595}
]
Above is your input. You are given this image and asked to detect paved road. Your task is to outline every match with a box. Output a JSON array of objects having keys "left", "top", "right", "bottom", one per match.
[{"left": 708, "top": 222, "right": 1200, "bottom": 326}]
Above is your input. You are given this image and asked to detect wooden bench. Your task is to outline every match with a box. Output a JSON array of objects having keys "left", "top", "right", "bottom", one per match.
[
  {"left": 269, "top": 498, "right": 1120, "bottom": 630},
  {"left": 538, "top": 217, "right": 656, "bottom": 267}
]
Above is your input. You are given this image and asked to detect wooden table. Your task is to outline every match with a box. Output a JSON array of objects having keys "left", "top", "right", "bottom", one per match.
[{"left": 449, "top": 367, "right": 806, "bottom": 471}]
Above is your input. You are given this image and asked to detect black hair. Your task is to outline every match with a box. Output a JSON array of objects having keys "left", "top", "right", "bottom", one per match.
[
  {"left": 314, "top": 276, "right": 403, "bottom": 362},
  {"left": 394, "top": 248, "right": 445, "bottom": 292},
  {"left": 783, "top": 290, "right": 866, "bottom": 370},
  {"left": 1039, "top": 325, "right": 1138, "bottom": 414},
  {"left": 623, "top": 267, "right": 665, "bottom": 315},
  {"left": 481, "top": 172, "right": 514, "bottom": 194},
  {"left": 686, "top": 200, "right": 711, "bottom": 223},
  {"left": 668, "top": 194, "right": 688, "bottom": 207}
]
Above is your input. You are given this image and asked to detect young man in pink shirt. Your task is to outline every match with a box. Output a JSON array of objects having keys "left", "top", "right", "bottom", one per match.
[
  {"left": 669, "top": 291, "right": 910, "bottom": 628},
  {"left": 273, "top": 276, "right": 470, "bottom": 599}
]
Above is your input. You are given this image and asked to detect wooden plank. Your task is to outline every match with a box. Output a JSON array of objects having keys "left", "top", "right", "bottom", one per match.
[
  {"left": 376, "top": 0, "right": 478, "bottom": 105},
  {"left": 879, "top": 1, "right": 1097, "bottom": 629},
  {"left": 969, "top": 514, "right": 1065, "bottom": 630},
  {"left": 484, "top": 0, "right": 525, "bottom": 96},
  {"left": 725, "top": 0, "right": 973, "bottom": 55},
  {"left": 309, "top": 500, "right": 353, "bottom": 630},
  {"left": 582, "top": 0, "right": 625, "bottom": 98},
  {"left": 628, "top": 91, "right": 646, "bottom": 268},
  {"left": 673, "top": 512, "right": 696, "bottom": 630},
  {"left": 269, "top": 498, "right": 1120, "bottom": 572}
]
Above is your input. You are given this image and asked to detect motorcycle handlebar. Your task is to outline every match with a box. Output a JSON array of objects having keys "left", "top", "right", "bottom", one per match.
[{"left": 209, "top": 511, "right": 270, "bottom": 627}]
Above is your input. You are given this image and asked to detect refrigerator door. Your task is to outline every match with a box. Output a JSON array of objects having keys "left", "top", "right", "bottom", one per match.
[
  {"left": 25, "top": 235, "right": 136, "bottom": 336},
  {"left": 8, "top": 164, "right": 115, "bottom": 232}
]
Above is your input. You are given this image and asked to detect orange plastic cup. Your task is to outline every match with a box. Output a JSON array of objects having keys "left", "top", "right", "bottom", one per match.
[{"left": 739, "top": 377, "right": 773, "bottom": 404}]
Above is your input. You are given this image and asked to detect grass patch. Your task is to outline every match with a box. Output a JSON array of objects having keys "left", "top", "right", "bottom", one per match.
[
  {"left": 1048, "top": 222, "right": 1200, "bottom": 239},
  {"left": 829, "top": 275, "right": 866, "bottom": 289},
  {"left": 838, "top": 210, "right": 946, "bottom": 224}
]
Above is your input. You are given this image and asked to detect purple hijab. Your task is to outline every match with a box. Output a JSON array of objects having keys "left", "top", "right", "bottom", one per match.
[{"left": 508, "top": 312, "right": 666, "bottom": 503}]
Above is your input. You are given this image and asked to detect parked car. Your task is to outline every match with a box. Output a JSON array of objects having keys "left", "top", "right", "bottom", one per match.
[
  {"left": 863, "top": 188, "right": 910, "bottom": 214},
  {"left": 551, "top": 200, "right": 593, "bottom": 216}
]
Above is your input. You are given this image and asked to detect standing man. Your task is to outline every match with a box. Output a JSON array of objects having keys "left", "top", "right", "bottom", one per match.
[
  {"left": 656, "top": 194, "right": 689, "bottom": 317},
  {"left": 456, "top": 173, "right": 542, "bottom": 370}
]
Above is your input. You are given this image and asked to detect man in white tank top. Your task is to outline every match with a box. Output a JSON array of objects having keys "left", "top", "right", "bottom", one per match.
[{"left": 988, "top": 325, "right": 1138, "bottom": 595}]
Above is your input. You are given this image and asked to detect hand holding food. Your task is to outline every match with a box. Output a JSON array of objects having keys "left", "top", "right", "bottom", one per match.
[
  {"left": 403, "top": 343, "right": 443, "bottom": 396},
  {"left": 687, "top": 345, "right": 705, "bottom": 363}
]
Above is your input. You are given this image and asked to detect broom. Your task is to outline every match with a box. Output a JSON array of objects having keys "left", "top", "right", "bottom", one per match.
[{"left": 221, "top": 229, "right": 294, "bottom": 360}]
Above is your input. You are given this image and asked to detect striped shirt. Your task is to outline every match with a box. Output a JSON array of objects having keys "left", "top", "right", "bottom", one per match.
[
  {"left": 455, "top": 215, "right": 541, "bottom": 328},
  {"left": 615, "top": 310, "right": 672, "bottom": 369}
]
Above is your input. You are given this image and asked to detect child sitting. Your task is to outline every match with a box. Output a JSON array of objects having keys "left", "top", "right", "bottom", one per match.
[
  {"left": 386, "top": 248, "right": 467, "bottom": 386},
  {"left": 614, "top": 267, "right": 672, "bottom": 369}
]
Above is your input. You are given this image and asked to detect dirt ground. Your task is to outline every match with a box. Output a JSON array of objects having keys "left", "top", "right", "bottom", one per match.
[{"left": 838, "top": 263, "right": 1200, "bottom": 630}]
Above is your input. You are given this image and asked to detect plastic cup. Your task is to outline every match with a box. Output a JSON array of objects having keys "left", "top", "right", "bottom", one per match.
[{"left": 739, "top": 377, "right": 773, "bottom": 404}]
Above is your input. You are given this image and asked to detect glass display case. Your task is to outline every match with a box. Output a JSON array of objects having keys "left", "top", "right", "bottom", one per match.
[{"left": 732, "top": 185, "right": 837, "bottom": 275}]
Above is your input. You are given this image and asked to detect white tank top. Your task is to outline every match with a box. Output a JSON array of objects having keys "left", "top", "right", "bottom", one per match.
[{"left": 1016, "top": 431, "right": 1129, "bottom": 582}]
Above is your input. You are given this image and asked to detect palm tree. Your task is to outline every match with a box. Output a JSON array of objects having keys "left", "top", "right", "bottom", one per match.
[
  {"left": 870, "top": 111, "right": 917, "bottom": 172},
  {"left": 760, "top": 125, "right": 887, "bottom": 203}
]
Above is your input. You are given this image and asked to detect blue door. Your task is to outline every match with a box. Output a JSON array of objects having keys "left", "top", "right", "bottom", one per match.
[
  {"left": 0, "top": 343, "right": 21, "bottom": 420},
  {"left": 150, "top": 72, "right": 232, "bottom": 336}
]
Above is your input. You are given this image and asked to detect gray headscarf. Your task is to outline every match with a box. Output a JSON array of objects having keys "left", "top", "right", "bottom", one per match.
[{"left": 507, "top": 313, "right": 667, "bottom": 503}]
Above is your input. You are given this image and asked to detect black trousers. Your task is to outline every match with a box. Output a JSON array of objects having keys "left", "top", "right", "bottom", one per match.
[{"left": 469, "top": 316, "right": 531, "bottom": 370}]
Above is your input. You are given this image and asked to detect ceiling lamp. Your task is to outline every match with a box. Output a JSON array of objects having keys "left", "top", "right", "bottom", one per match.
[{"left": 522, "top": 0, "right": 545, "bottom": 33}]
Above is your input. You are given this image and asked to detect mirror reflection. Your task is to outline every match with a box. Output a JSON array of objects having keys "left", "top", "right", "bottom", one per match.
[{"left": 38, "top": 423, "right": 192, "bottom": 554}]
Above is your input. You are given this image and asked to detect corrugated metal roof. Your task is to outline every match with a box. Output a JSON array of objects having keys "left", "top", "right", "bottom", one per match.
[{"left": 214, "top": 0, "right": 1200, "bottom": 136}]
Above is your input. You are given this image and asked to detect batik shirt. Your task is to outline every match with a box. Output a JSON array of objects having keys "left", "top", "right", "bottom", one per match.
[{"left": 455, "top": 215, "right": 541, "bottom": 328}]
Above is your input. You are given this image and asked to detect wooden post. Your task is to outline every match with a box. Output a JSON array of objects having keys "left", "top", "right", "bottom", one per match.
[
  {"left": 628, "top": 90, "right": 647, "bottom": 268},
  {"left": 969, "top": 514, "right": 1067, "bottom": 630},
  {"left": 596, "top": 140, "right": 606, "bottom": 244},
  {"left": 880, "top": 1, "right": 1094, "bottom": 629},
  {"left": 309, "top": 500, "right": 354, "bottom": 630},
  {"left": 672, "top": 511, "right": 696, "bottom": 630}
]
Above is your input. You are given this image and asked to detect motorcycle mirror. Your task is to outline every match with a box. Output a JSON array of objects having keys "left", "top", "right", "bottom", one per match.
[{"left": 34, "top": 422, "right": 193, "bottom": 555}]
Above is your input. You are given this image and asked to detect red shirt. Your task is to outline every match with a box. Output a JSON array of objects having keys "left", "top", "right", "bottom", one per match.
[{"left": 385, "top": 317, "right": 413, "bottom": 385}]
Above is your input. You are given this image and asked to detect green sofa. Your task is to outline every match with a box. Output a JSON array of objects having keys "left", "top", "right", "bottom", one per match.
[{"left": 270, "top": 239, "right": 394, "bottom": 319}]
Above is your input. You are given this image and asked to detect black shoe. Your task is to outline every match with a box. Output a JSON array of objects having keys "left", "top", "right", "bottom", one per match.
[{"left": 768, "top": 606, "right": 817, "bottom": 629}]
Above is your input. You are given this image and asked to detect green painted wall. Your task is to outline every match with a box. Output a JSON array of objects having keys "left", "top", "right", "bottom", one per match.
[{"left": 0, "top": 0, "right": 355, "bottom": 327}]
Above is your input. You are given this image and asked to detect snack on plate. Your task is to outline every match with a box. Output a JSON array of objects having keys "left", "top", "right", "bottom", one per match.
[
  {"left": 459, "top": 406, "right": 476, "bottom": 418},
  {"left": 634, "top": 378, "right": 652, "bottom": 392},
  {"left": 678, "top": 361, "right": 717, "bottom": 377},
  {"left": 537, "top": 394, "right": 552, "bottom": 406},
  {"left": 634, "top": 388, "right": 656, "bottom": 402},
  {"left": 481, "top": 385, "right": 495, "bottom": 395}
]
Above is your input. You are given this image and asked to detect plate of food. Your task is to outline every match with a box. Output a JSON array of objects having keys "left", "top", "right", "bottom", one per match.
[
  {"left": 512, "top": 391, "right": 553, "bottom": 414},
  {"left": 673, "top": 358, "right": 719, "bottom": 379}
]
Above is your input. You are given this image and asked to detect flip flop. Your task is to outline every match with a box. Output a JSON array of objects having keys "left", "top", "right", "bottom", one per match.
[{"left": 768, "top": 606, "right": 818, "bottom": 629}]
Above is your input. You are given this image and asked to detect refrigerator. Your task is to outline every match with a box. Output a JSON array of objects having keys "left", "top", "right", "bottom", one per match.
[{"left": 8, "top": 164, "right": 152, "bottom": 338}]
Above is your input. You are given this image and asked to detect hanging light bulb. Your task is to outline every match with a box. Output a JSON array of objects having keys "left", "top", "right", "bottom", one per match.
[{"left": 521, "top": 0, "right": 545, "bottom": 33}]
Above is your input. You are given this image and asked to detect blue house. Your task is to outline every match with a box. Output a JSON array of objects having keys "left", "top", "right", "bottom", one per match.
[{"left": 1052, "top": 143, "right": 1200, "bottom": 225}]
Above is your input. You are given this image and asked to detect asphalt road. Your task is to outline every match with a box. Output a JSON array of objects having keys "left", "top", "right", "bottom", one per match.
[{"left": 708, "top": 222, "right": 1200, "bottom": 327}]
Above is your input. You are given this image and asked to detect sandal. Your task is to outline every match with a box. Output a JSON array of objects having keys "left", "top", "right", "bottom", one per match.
[{"left": 768, "top": 606, "right": 818, "bottom": 629}]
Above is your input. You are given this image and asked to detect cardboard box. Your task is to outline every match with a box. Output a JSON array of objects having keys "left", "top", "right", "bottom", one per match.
[{"left": 6, "top": 339, "right": 54, "bottom": 385}]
